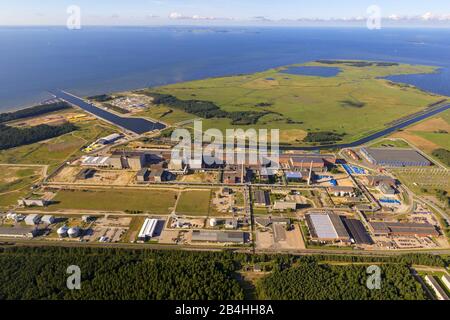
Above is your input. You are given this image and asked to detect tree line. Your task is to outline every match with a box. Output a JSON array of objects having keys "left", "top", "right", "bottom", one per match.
[
  {"left": 144, "top": 92, "right": 270, "bottom": 125},
  {"left": 0, "top": 247, "right": 445, "bottom": 300},
  {"left": 0, "top": 123, "right": 77, "bottom": 150},
  {"left": 257, "top": 261, "right": 426, "bottom": 300},
  {"left": 0, "top": 247, "right": 243, "bottom": 300},
  {"left": 0, "top": 101, "right": 71, "bottom": 124}
]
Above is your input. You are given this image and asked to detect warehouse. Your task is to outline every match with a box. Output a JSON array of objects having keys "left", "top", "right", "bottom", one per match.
[
  {"left": 363, "top": 175, "right": 397, "bottom": 187},
  {"left": 328, "top": 186, "right": 356, "bottom": 197},
  {"left": 0, "top": 226, "right": 37, "bottom": 238},
  {"left": 191, "top": 230, "right": 245, "bottom": 244},
  {"left": 254, "top": 190, "right": 270, "bottom": 207},
  {"left": 24, "top": 214, "right": 41, "bottom": 226},
  {"left": 110, "top": 151, "right": 146, "bottom": 170},
  {"left": 41, "top": 215, "right": 55, "bottom": 225},
  {"left": 81, "top": 156, "right": 110, "bottom": 167},
  {"left": 96, "top": 133, "right": 123, "bottom": 145},
  {"left": 425, "top": 275, "right": 449, "bottom": 301},
  {"left": 289, "top": 157, "right": 326, "bottom": 172},
  {"left": 306, "top": 212, "right": 350, "bottom": 242},
  {"left": 369, "top": 221, "right": 439, "bottom": 237},
  {"left": 342, "top": 218, "right": 373, "bottom": 244},
  {"left": 18, "top": 198, "right": 48, "bottom": 207},
  {"left": 137, "top": 218, "right": 158, "bottom": 242},
  {"left": 360, "top": 148, "right": 431, "bottom": 167}
]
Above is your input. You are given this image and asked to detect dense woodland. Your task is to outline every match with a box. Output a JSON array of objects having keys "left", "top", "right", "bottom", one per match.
[
  {"left": 257, "top": 261, "right": 426, "bottom": 300},
  {"left": 145, "top": 92, "right": 270, "bottom": 125},
  {"left": 303, "top": 131, "right": 346, "bottom": 144},
  {"left": 0, "top": 247, "right": 243, "bottom": 300},
  {"left": 0, "top": 102, "right": 71, "bottom": 124},
  {"left": 0, "top": 123, "right": 77, "bottom": 150},
  {"left": 0, "top": 247, "right": 446, "bottom": 300}
]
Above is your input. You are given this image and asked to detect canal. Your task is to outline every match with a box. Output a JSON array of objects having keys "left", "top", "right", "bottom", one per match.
[{"left": 51, "top": 90, "right": 166, "bottom": 134}]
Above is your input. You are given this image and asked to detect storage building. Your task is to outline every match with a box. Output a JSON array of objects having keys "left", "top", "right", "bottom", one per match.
[
  {"left": 342, "top": 218, "right": 373, "bottom": 245},
  {"left": 254, "top": 190, "right": 270, "bottom": 207},
  {"left": 369, "top": 221, "right": 439, "bottom": 237},
  {"left": 191, "top": 230, "right": 245, "bottom": 244},
  {"left": 360, "top": 148, "right": 431, "bottom": 167},
  {"left": 41, "top": 215, "right": 55, "bottom": 224},
  {"left": 137, "top": 218, "right": 158, "bottom": 241},
  {"left": 306, "top": 212, "right": 350, "bottom": 242},
  {"left": 24, "top": 214, "right": 41, "bottom": 226}
]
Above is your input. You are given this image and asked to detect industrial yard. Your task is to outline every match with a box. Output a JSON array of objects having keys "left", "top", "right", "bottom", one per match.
[{"left": 1, "top": 70, "right": 449, "bottom": 304}]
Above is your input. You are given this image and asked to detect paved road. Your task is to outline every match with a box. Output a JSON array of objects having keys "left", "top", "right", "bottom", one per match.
[
  {"left": 50, "top": 89, "right": 166, "bottom": 134},
  {"left": 3, "top": 238, "right": 450, "bottom": 256}
]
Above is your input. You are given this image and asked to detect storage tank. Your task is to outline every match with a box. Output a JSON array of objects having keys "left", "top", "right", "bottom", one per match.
[
  {"left": 68, "top": 227, "right": 80, "bottom": 238},
  {"left": 209, "top": 218, "right": 218, "bottom": 227},
  {"left": 57, "top": 226, "right": 69, "bottom": 238}
]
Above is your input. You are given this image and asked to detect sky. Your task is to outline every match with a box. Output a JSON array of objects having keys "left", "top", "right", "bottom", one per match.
[{"left": 1, "top": 0, "right": 449, "bottom": 27}]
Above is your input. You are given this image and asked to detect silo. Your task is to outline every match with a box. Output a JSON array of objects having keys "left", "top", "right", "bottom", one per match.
[
  {"left": 68, "top": 227, "right": 80, "bottom": 238},
  {"left": 209, "top": 218, "right": 218, "bottom": 227}
]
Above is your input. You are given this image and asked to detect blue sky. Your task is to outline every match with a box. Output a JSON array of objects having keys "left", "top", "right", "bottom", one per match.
[{"left": 1, "top": 0, "right": 449, "bottom": 26}]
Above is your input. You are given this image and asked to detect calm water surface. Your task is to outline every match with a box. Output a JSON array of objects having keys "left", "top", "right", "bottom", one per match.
[{"left": 1, "top": 27, "right": 450, "bottom": 111}]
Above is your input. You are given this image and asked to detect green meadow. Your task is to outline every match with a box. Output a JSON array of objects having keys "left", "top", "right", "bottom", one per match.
[{"left": 137, "top": 60, "right": 446, "bottom": 146}]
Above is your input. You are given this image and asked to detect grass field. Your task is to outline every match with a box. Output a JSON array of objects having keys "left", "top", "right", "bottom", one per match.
[
  {"left": 369, "top": 138, "right": 411, "bottom": 148},
  {"left": 0, "top": 165, "right": 43, "bottom": 208},
  {"left": 176, "top": 189, "right": 212, "bottom": 216},
  {"left": 0, "top": 119, "right": 116, "bottom": 173},
  {"left": 390, "top": 110, "right": 450, "bottom": 166},
  {"left": 137, "top": 60, "right": 446, "bottom": 146},
  {"left": 391, "top": 168, "right": 450, "bottom": 194},
  {"left": 48, "top": 188, "right": 177, "bottom": 213}
]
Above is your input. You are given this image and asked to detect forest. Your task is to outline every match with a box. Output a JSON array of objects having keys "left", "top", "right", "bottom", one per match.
[
  {"left": 303, "top": 131, "right": 346, "bottom": 143},
  {"left": 144, "top": 92, "right": 269, "bottom": 125},
  {"left": 0, "top": 101, "right": 71, "bottom": 124},
  {"left": 257, "top": 261, "right": 426, "bottom": 300},
  {"left": 0, "top": 247, "right": 243, "bottom": 300},
  {"left": 0, "top": 123, "right": 77, "bottom": 150},
  {"left": 0, "top": 247, "right": 446, "bottom": 300}
]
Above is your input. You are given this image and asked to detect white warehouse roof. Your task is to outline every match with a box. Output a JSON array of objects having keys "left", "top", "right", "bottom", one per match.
[{"left": 138, "top": 218, "right": 158, "bottom": 240}]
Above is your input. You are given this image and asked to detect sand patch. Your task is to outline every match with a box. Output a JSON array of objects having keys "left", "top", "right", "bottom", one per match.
[
  {"left": 279, "top": 129, "right": 308, "bottom": 144},
  {"left": 392, "top": 132, "right": 439, "bottom": 153},
  {"left": 407, "top": 117, "right": 450, "bottom": 133}
]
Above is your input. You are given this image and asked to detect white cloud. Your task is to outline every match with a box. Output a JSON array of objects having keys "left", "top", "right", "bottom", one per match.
[
  {"left": 169, "top": 12, "right": 184, "bottom": 19},
  {"left": 169, "top": 12, "right": 233, "bottom": 21}
]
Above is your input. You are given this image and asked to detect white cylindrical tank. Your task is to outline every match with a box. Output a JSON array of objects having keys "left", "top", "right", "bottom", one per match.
[
  {"left": 209, "top": 218, "right": 217, "bottom": 227},
  {"left": 57, "top": 226, "right": 69, "bottom": 238},
  {"left": 68, "top": 227, "right": 80, "bottom": 238}
]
